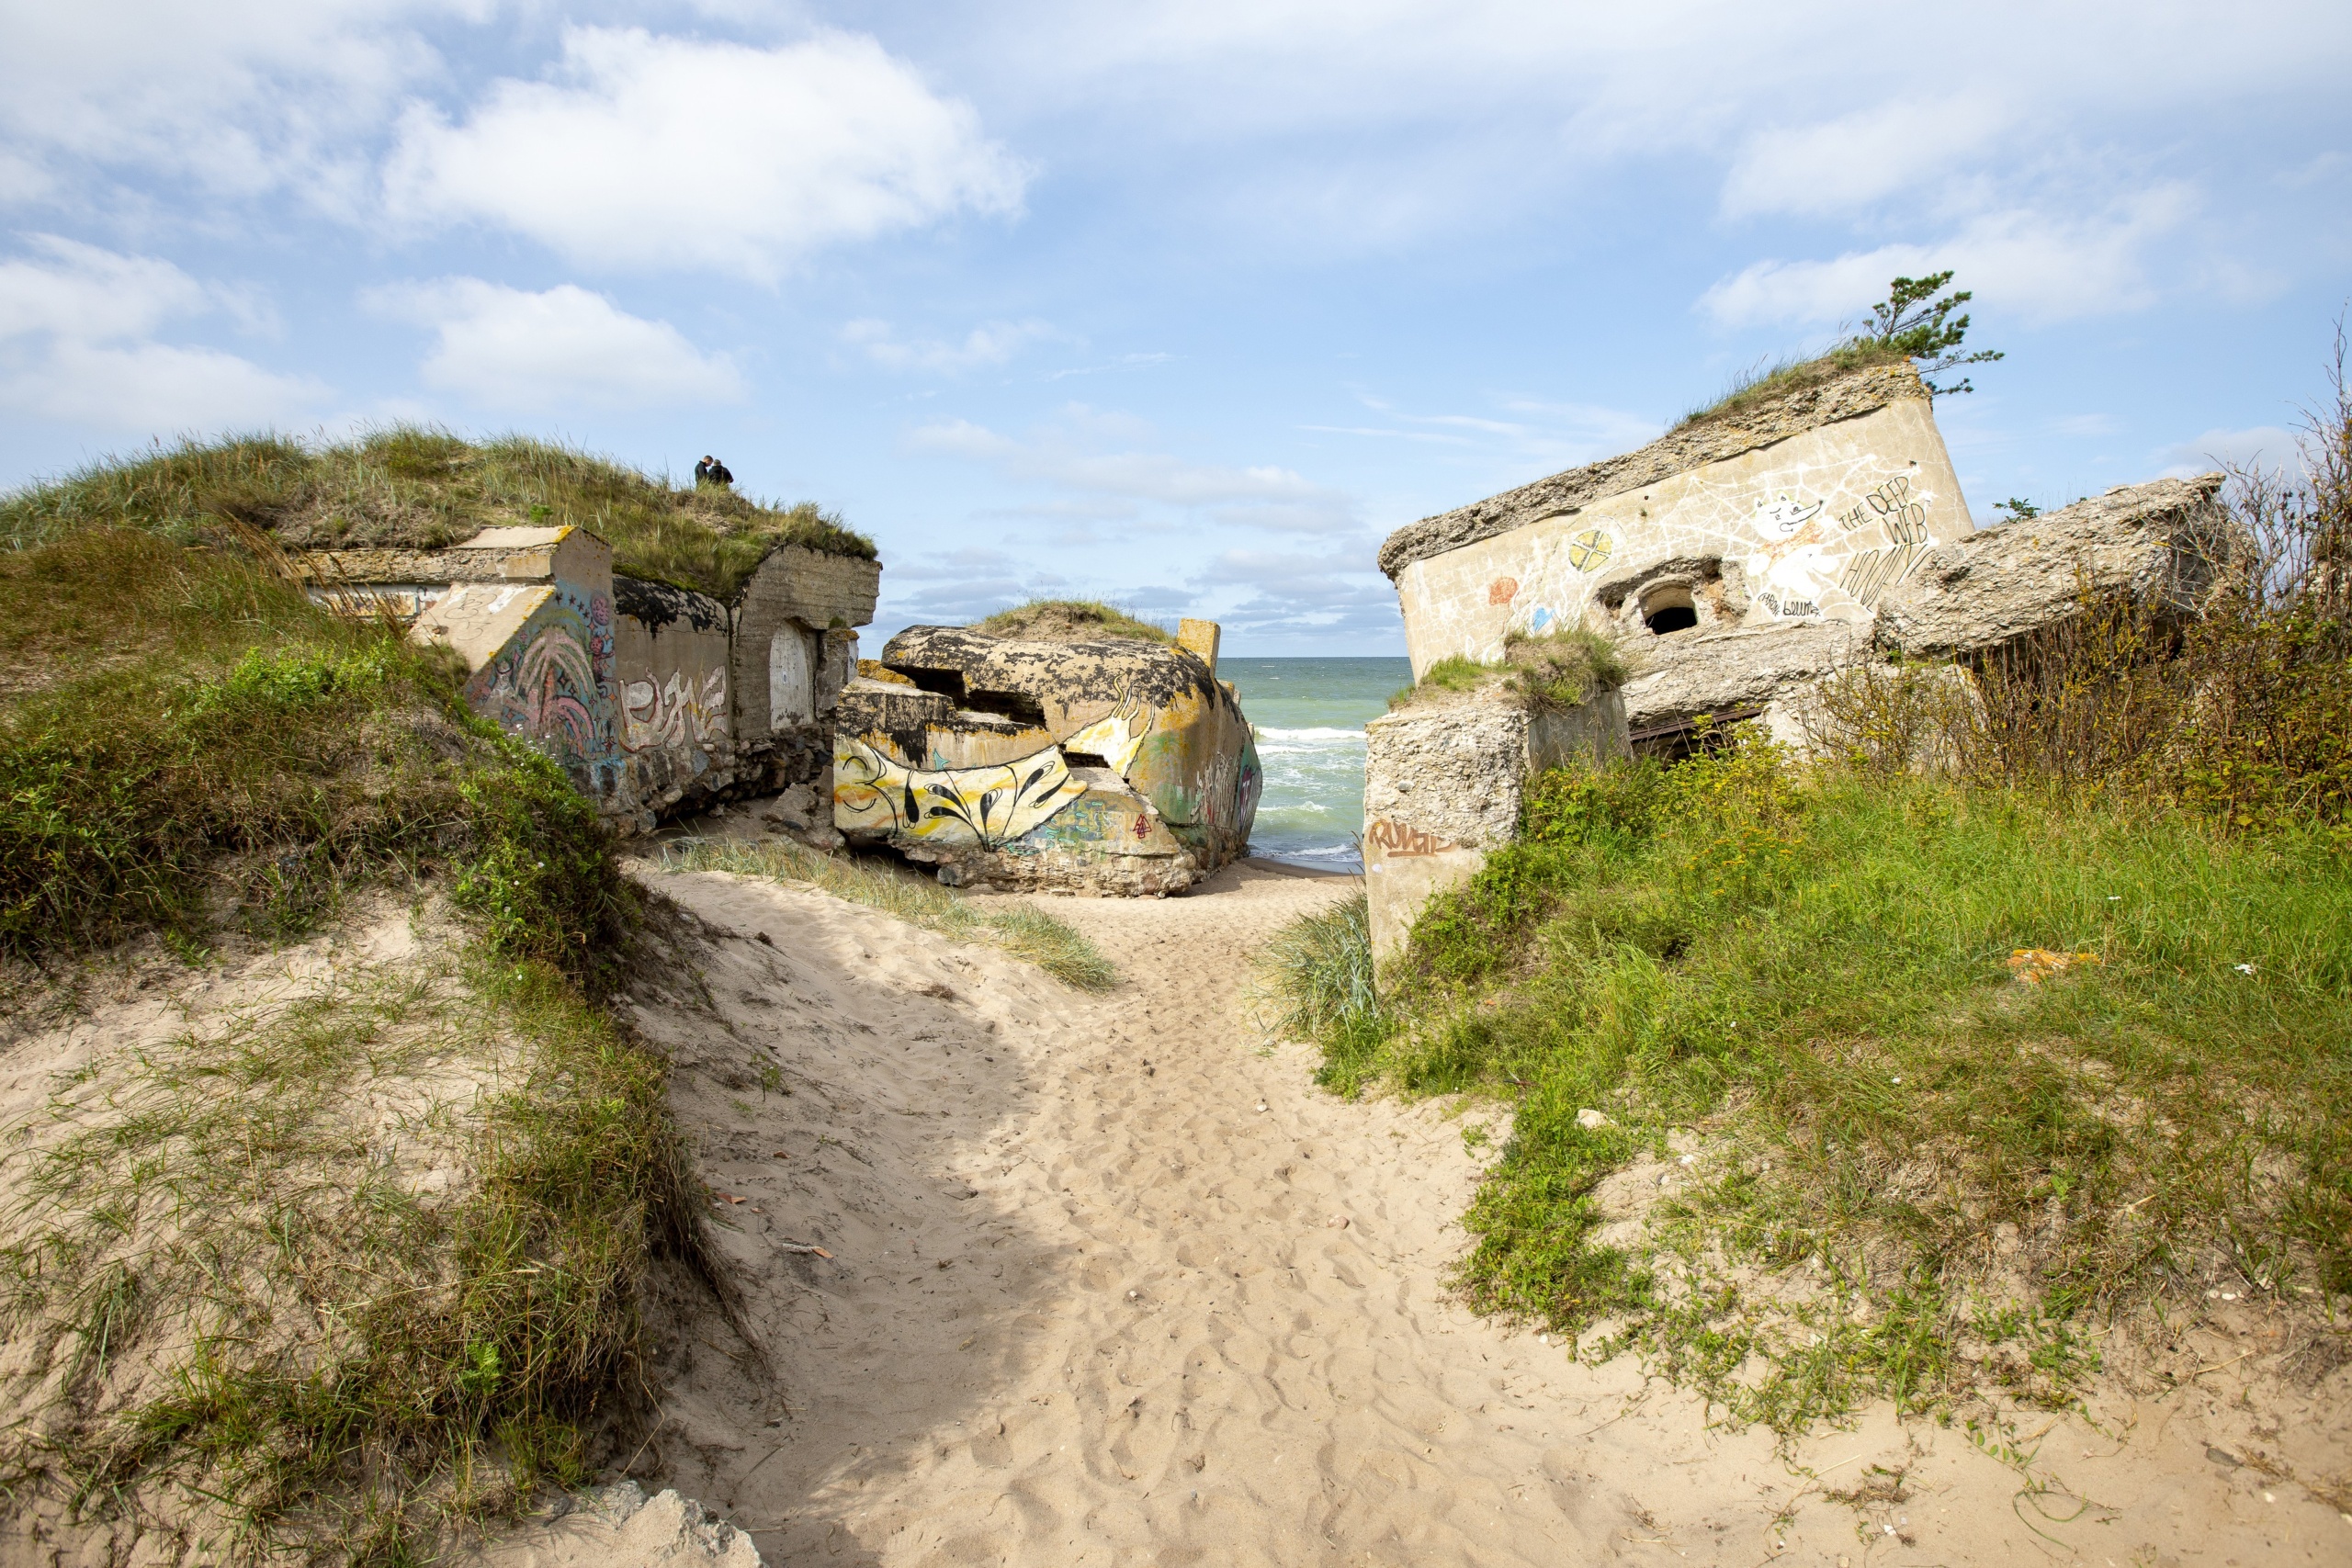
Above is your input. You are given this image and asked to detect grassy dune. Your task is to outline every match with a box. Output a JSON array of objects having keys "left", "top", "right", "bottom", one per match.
[
  {"left": 0, "top": 427, "right": 872, "bottom": 600},
  {"left": 0, "top": 457, "right": 680, "bottom": 1558}
]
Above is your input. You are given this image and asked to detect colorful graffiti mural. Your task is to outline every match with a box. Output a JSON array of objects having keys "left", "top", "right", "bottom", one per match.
[
  {"left": 834, "top": 639, "right": 1260, "bottom": 891},
  {"left": 465, "top": 587, "right": 621, "bottom": 794},
  {"left": 834, "top": 734, "right": 1089, "bottom": 848}
]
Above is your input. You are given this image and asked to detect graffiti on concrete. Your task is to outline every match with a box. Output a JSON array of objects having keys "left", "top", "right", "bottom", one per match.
[
  {"left": 468, "top": 589, "right": 618, "bottom": 783},
  {"left": 622, "top": 666, "right": 728, "bottom": 752},
  {"left": 1365, "top": 818, "right": 1454, "bottom": 858},
  {"left": 834, "top": 734, "right": 1088, "bottom": 848},
  {"left": 1747, "top": 492, "right": 1838, "bottom": 619}
]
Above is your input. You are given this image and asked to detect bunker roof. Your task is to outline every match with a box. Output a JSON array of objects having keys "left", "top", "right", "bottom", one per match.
[{"left": 1376, "top": 357, "right": 1932, "bottom": 581}]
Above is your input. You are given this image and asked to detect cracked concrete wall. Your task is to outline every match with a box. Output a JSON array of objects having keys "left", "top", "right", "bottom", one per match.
[
  {"left": 1384, "top": 367, "right": 1972, "bottom": 682},
  {"left": 1362, "top": 691, "right": 1627, "bottom": 968}
]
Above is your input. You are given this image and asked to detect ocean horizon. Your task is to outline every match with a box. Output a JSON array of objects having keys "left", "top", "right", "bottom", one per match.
[{"left": 1222, "top": 656, "right": 1410, "bottom": 874}]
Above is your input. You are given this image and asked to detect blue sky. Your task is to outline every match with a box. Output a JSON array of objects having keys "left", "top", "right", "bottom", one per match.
[{"left": 3, "top": 2, "right": 2348, "bottom": 653}]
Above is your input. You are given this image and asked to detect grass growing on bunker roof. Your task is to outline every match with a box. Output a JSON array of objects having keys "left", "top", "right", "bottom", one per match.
[
  {"left": 1672, "top": 341, "right": 1913, "bottom": 430},
  {"left": 661, "top": 837, "right": 1119, "bottom": 992},
  {"left": 0, "top": 427, "right": 874, "bottom": 601},
  {"left": 1388, "top": 626, "right": 1628, "bottom": 713},
  {"left": 968, "top": 599, "right": 1176, "bottom": 645}
]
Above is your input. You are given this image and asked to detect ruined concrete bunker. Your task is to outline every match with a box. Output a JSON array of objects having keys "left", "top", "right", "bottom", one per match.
[
  {"left": 831, "top": 618, "right": 1261, "bottom": 894},
  {"left": 303, "top": 525, "right": 878, "bottom": 829},
  {"left": 1362, "top": 355, "right": 2238, "bottom": 964}
]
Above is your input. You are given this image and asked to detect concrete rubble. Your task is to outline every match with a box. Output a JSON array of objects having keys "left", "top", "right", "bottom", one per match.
[
  {"left": 1873, "top": 473, "right": 2232, "bottom": 658},
  {"left": 1362, "top": 692, "right": 1626, "bottom": 964}
]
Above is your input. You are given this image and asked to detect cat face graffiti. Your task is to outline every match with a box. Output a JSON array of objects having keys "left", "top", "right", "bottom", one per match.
[{"left": 1755, "top": 494, "right": 1825, "bottom": 538}]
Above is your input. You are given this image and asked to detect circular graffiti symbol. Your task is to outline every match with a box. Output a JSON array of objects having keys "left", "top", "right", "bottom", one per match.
[
  {"left": 1487, "top": 576, "right": 1519, "bottom": 605},
  {"left": 1567, "top": 529, "right": 1613, "bottom": 572}
]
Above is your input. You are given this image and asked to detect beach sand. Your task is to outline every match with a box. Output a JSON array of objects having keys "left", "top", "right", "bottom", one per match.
[{"left": 492, "top": 857, "right": 2349, "bottom": 1567}]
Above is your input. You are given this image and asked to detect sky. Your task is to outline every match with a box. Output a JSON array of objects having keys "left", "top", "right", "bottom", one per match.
[{"left": 3, "top": 3, "right": 2348, "bottom": 654}]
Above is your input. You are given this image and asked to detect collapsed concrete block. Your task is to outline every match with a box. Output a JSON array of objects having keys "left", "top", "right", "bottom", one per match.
[
  {"left": 1362, "top": 691, "right": 1627, "bottom": 968},
  {"left": 833, "top": 625, "right": 1260, "bottom": 895},
  {"left": 1618, "top": 618, "right": 1865, "bottom": 751},
  {"left": 1873, "top": 474, "right": 2232, "bottom": 658}
]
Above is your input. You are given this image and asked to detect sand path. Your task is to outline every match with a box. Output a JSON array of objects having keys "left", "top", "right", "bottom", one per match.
[{"left": 499, "top": 859, "right": 2346, "bottom": 1566}]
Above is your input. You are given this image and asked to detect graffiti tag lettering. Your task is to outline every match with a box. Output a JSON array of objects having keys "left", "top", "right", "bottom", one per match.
[{"left": 1366, "top": 818, "right": 1453, "bottom": 858}]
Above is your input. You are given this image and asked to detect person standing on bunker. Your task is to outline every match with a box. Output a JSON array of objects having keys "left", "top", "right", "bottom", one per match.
[
  {"left": 694, "top": 455, "right": 714, "bottom": 485},
  {"left": 709, "top": 457, "right": 734, "bottom": 487}
]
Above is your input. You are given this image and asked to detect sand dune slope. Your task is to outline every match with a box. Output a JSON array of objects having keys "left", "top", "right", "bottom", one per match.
[{"left": 502, "top": 859, "right": 2346, "bottom": 1567}]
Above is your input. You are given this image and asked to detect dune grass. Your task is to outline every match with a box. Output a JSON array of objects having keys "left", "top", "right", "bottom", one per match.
[
  {"left": 661, "top": 838, "right": 1118, "bottom": 992},
  {"left": 1, "top": 497, "right": 674, "bottom": 1553},
  {"left": 0, "top": 944, "right": 680, "bottom": 1561},
  {"left": 1262, "top": 742, "right": 2352, "bottom": 1430},
  {"left": 0, "top": 527, "right": 635, "bottom": 980},
  {"left": 0, "top": 427, "right": 872, "bottom": 600},
  {"left": 969, "top": 599, "right": 1174, "bottom": 644}
]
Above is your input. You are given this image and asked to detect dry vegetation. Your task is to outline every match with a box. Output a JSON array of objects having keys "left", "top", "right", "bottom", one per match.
[
  {"left": 0, "top": 427, "right": 873, "bottom": 602},
  {"left": 967, "top": 599, "right": 1174, "bottom": 644},
  {"left": 1674, "top": 342, "right": 1913, "bottom": 429}
]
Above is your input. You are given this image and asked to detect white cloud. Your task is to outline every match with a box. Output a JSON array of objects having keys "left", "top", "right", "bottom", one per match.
[
  {"left": 0, "top": 0, "right": 479, "bottom": 204},
  {"left": 365, "top": 277, "right": 745, "bottom": 411},
  {"left": 383, "top": 27, "right": 1028, "bottom": 278},
  {"left": 910, "top": 406, "right": 1356, "bottom": 531},
  {"left": 842, "top": 317, "right": 1058, "bottom": 373},
  {"left": 1720, "top": 95, "right": 2014, "bottom": 220},
  {"left": 1698, "top": 188, "right": 2198, "bottom": 330},
  {"left": 2156, "top": 424, "right": 2302, "bottom": 479},
  {"left": 0, "top": 235, "right": 325, "bottom": 429}
]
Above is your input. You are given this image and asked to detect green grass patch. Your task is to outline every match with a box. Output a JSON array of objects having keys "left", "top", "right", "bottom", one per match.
[
  {"left": 0, "top": 427, "right": 872, "bottom": 599},
  {"left": 1261, "top": 742, "right": 2352, "bottom": 1431},
  {"left": 0, "top": 529, "right": 635, "bottom": 983},
  {"left": 662, "top": 838, "right": 1118, "bottom": 992},
  {"left": 1390, "top": 626, "right": 1628, "bottom": 713}
]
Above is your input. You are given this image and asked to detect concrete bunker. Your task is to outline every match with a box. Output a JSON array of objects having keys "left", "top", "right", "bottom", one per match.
[
  {"left": 300, "top": 525, "right": 879, "bottom": 829},
  {"left": 1363, "top": 352, "right": 2237, "bottom": 965},
  {"left": 831, "top": 616, "right": 1260, "bottom": 895}
]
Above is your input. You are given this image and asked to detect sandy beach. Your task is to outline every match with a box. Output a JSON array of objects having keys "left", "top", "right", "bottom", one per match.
[{"left": 492, "top": 858, "right": 2349, "bottom": 1567}]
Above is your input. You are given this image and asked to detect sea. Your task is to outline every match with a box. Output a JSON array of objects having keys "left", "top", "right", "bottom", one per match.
[{"left": 1223, "top": 657, "right": 1412, "bottom": 874}]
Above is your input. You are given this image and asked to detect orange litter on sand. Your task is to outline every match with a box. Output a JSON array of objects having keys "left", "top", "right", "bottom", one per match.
[{"left": 2008, "top": 948, "right": 2101, "bottom": 983}]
